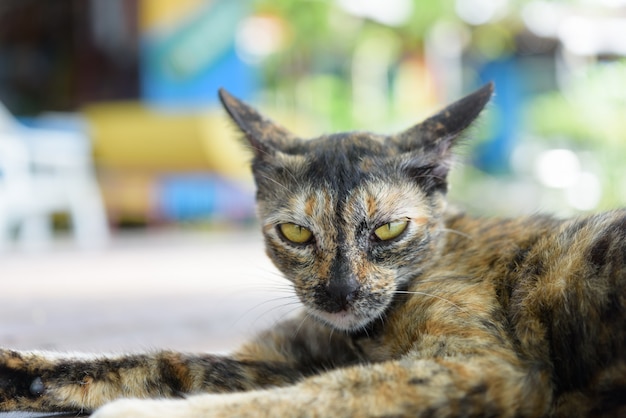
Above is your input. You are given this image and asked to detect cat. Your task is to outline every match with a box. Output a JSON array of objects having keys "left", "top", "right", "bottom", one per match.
[{"left": 0, "top": 83, "right": 625, "bottom": 418}]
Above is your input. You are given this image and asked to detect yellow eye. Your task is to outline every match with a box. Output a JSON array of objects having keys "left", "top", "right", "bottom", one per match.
[
  {"left": 374, "top": 220, "right": 408, "bottom": 241},
  {"left": 279, "top": 223, "right": 313, "bottom": 244}
]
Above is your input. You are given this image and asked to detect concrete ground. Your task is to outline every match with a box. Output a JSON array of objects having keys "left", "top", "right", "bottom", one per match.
[{"left": 0, "top": 227, "right": 300, "bottom": 417}]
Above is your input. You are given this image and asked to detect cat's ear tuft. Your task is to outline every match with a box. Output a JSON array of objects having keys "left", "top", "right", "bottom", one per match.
[
  {"left": 218, "top": 88, "right": 299, "bottom": 158},
  {"left": 394, "top": 82, "right": 494, "bottom": 155}
]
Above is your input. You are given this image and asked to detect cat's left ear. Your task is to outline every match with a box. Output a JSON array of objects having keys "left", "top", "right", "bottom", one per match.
[
  {"left": 218, "top": 88, "right": 300, "bottom": 158},
  {"left": 393, "top": 82, "right": 494, "bottom": 191},
  {"left": 395, "top": 82, "right": 493, "bottom": 154}
]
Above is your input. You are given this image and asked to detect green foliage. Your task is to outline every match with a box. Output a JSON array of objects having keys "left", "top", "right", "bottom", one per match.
[
  {"left": 527, "top": 60, "right": 626, "bottom": 149},
  {"left": 252, "top": 0, "right": 459, "bottom": 130}
]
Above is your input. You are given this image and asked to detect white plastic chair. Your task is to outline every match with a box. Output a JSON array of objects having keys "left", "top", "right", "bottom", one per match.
[{"left": 0, "top": 101, "right": 109, "bottom": 251}]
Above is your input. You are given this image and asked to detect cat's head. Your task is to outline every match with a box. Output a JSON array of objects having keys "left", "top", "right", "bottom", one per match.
[{"left": 219, "top": 84, "right": 493, "bottom": 332}]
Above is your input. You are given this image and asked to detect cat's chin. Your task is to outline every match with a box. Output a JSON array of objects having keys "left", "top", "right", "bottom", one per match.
[{"left": 310, "top": 309, "right": 377, "bottom": 332}]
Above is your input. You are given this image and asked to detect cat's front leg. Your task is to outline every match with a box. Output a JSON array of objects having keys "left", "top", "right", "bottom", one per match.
[
  {"left": 0, "top": 348, "right": 188, "bottom": 412},
  {"left": 92, "top": 354, "right": 552, "bottom": 418},
  {"left": 0, "top": 347, "right": 300, "bottom": 412},
  {"left": 0, "top": 315, "right": 360, "bottom": 413}
]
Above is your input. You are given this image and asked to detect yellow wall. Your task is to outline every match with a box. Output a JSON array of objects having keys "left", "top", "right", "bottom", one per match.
[
  {"left": 139, "top": 0, "right": 210, "bottom": 30},
  {"left": 83, "top": 101, "right": 250, "bottom": 179}
]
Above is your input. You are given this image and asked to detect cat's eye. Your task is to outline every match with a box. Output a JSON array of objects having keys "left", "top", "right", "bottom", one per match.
[
  {"left": 279, "top": 223, "right": 313, "bottom": 244},
  {"left": 373, "top": 220, "right": 408, "bottom": 241}
]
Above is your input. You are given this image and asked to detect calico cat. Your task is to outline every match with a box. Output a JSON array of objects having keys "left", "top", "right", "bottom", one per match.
[{"left": 0, "top": 83, "right": 624, "bottom": 417}]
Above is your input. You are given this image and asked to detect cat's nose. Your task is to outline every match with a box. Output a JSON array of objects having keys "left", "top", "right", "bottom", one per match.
[{"left": 324, "top": 275, "right": 360, "bottom": 312}]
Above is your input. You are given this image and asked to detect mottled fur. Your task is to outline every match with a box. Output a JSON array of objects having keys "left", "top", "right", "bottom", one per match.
[{"left": 1, "top": 84, "right": 624, "bottom": 417}]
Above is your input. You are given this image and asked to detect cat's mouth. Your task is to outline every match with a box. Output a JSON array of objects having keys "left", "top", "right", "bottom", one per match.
[
  {"left": 310, "top": 309, "right": 374, "bottom": 331},
  {"left": 307, "top": 297, "right": 391, "bottom": 332},
  {"left": 296, "top": 280, "right": 396, "bottom": 331}
]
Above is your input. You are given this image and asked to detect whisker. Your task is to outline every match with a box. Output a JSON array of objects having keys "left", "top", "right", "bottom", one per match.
[
  {"left": 377, "top": 311, "right": 385, "bottom": 327},
  {"left": 293, "top": 311, "right": 312, "bottom": 339},
  {"left": 395, "top": 270, "right": 477, "bottom": 286},
  {"left": 258, "top": 173, "right": 292, "bottom": 195},
  {"left": 263, "top": 304, "right": 304, "bottom": 329},
  {"left": 251, "top": 298, "right": 302, "bottom": 314},
  {"left": 361, "top": 326, "right": 370, "bottom": 338},
  {"left": 246, "top": 302, "right": 303, "bottom": 331},
  {"left": 234, "top": 297, "right": 301, "bottom": 326},
  {"left": 441, "top": 228, "right": 473, "bottom": 240},
  {"left": 245, "top": 285, "right": 295, "bottom": 293},
  {"left": 393, "top": 290, "right": 469, "bottom": 314},
  {"left": 279, "top": 160, "right": 300, "bottom": 185}
]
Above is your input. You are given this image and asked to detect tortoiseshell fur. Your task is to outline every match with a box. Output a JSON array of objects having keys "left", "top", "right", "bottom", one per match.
[{"left": 1, "top": 84, "right": 624, "bottom": 417}]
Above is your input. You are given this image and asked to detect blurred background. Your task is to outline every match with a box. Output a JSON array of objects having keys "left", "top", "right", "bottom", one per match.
[
  {"left": 2, "top": 0, "right": 626, "bottom": 239},
  {"left": 0, "top": 0, "right": 625, "bottom": 353}
]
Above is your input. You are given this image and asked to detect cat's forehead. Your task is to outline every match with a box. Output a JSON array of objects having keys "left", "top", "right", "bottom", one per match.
[
  {"left": 296, "top": 132, "right": 392, "bottom": 157},
  {"left": 292, "top": 132, "right": 397, "bottom": 192}
]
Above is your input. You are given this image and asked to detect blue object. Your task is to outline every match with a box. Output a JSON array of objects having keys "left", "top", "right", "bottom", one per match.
[
  {"left": 158, "top": 175, "right": 255, "bottom": 222},
  {"left": 140, "top": 0, "right": 258, "bottom": 106},
  {"left": 473, "top": 57, "right": 523, "bottom": 174}
]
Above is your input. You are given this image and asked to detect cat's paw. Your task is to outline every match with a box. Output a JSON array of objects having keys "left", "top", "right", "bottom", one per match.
[{"left": 0, "top": 349, "right": 47, "bottom": 410}]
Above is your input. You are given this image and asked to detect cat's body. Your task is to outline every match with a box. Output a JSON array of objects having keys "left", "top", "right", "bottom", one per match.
[{"left": 0, "top": 84, "right": 624, "bottom": 417}]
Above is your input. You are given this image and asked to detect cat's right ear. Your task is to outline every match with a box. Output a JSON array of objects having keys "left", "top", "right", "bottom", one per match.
[{"left": 218, "top": 88, "right": 299, "bottom": 159}]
